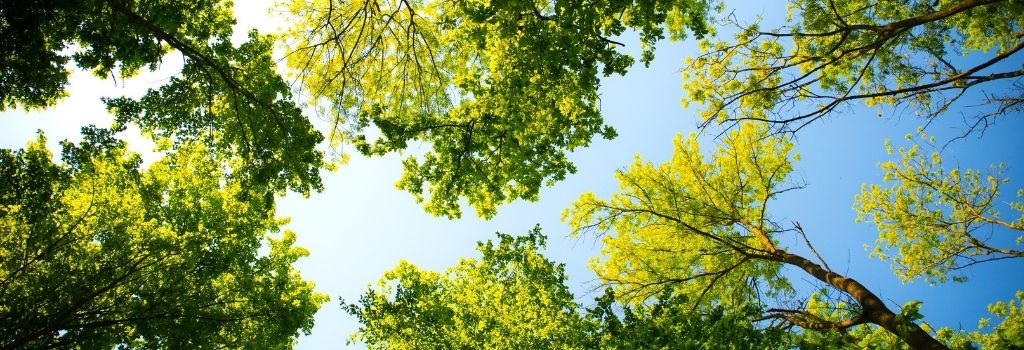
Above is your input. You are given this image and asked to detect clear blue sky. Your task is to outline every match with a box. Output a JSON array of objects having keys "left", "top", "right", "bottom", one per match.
[{"left": 1, "top": 1, "right": 1021, "bottom": 348}]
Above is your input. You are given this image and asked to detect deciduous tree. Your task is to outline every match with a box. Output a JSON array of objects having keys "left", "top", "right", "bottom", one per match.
[
  {"left": 344, "top": 226, "right": 588, "bottom": 349},
  {"left": 681, "top": 0, "right": 1024, "bottom": 134},
  {"left": 564, "top": 123, "right": 951, "bottom": 349},
  {"left": 0, "top": 0, "right": 232, "bottom": 110},
  {"left": 344, "top": 226, "right": 790, "bottom": 349},
  {"left": 0, "top": 129, "right": 328, "bottom": 349},
  {"left": 282, "top": 0, "right": 714, "bottom": 218},
  {"left": 1, "top": 0, "right": 325, "bottom": 197},
  {"left": 855, "top": 130, "right": 1024, "bottom": 284}
]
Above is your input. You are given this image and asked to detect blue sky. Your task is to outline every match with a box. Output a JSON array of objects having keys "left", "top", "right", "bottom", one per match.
[{"left": 1, "top": 1, "right": 1022, "bottom": 348}]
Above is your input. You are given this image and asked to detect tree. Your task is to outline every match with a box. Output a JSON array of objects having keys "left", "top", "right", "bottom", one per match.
[
  {"left": 343, "top": 226, "right": 589, "bottom": 349},
  {"left": 1, "top": 0, "right": 325, "bottom": 198},
  {"left": 680, "top": 0, "right": 1024, "bottom": 134},
  {"left": 586, "top": 287, "right": 790, "bottom": 349},
  {"left": 855, "top": 130, "right": 1024, "bottom": 285},
  {"left": 0, "top": 129, "right": 328, "bottom": 349},
  {"left": 344, "top": 226, "right": 789, "bottom": 349},
  {"left": 1, "top": 0, "right": 228, "bottom": 110},
  {"left": 281, "top": 0, "right": 715, "bottom": 218},
  {"left": 564, "top": 123, "right": 952, "bottom": 349},
  {"left": 343, "top": 126, "right": 1023, "bottom": 348},
  {"left": 103, "top": 30, "right": 325, "bottom": 199},
  {"left": 972, "top": 291, "right": 1024, "bottom": 349}
]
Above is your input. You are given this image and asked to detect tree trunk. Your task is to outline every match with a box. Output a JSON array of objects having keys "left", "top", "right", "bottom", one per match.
[{"left": 776, "top": 251, "right": 950, "bottom": 350}]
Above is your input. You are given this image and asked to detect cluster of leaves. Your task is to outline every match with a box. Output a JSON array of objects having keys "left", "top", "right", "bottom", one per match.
[
  {"left": 104, "top": 31, "right": 325, "bottom": 199},
  {"left": 344, "top": 226, "right": 789, "bottom": 349},
  {"left": 565, "top": 124, "right": 957, "bottom": 349},
  {"left": 564, "top": 123, "right": 796, "bottom": 306},
  {"left": 344, "top": 226, "right": 587, "bottom": 349},
  {"left": 855, "top": 129, "right": 1024, "bottom": 284},
  {"left": 587, "top": 287, "right": 790, "bottom": 349},
  {"left": 973, "top": 291, "right": 1024, "bottom": 349},
  {"left": 282, "top": 0, "right": 715, "bottom": 218},
  {"left": 1, "top": 1, "right": 335, "bottom": 347},
  {"left": 0, "top": 0, "right": 231, "bottom": 110},
  {"left": 680, "top": 0, "right": 1024, "bottom": 133},
  {"left": 795, "top": 291, "right": 1024, "bottom": 350},
  {"left": 0, "top": 129, "right": 327, "bottom": 348},
  {"left": 1, "top": 0, "right": 325, "bottom": 198}
]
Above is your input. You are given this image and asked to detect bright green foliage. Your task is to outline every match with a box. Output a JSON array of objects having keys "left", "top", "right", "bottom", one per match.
[
  {"left": 564, "top": 123, "right": 952, "bottom": 349},
  {"left": 681, "top": 0, "right": 1024, "bottom": 131},
  {"left": 282, "top": 0, "right": 714, "bottom": 218},
  {"left": 586, "top": 288, "right": 790, "bottom": 349},
  {"left": 104, "top": 31, "right": 325, "bottom": 198},
  {"left": 791, "top": 292, "right": 1024, "bottom": 350},
  {"left": 346, "top": 227, "right": 791, "bottom": 349},
  {"left": 563, "top": 122, "right": 795, "bottom": 306},
  {"left": 790, "top": 291, "right": 865, "bottom": 349},
  {"left": 0, "top": 0, "right": 235, "bottom": 110},
  {"left": 972, "top": 291, "right": 1024, "bottom": 349},
  {"left": 343, "top": 226, "right": 588, "bottom": 349},
  {"left": 0, "top": 130, "right": 328, "bottom": 349},
  {"left": 855, "top": 131, "right": 1024, "bottom": 284},
  {"left": 906, "top": 291, "right": 1024, "bottom": 350},
  {"left": 793, "top": 293, "right": 945, "bottom": 349}
]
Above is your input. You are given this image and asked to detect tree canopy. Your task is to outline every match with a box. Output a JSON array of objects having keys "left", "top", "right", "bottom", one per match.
[
  {"left": 0, "top": 0, "right": 232, "bottom": 111},
  {"left": 0, "top": 129, "right": 327, "bottom": 349},
  {"left": 855, "top": 130, "right": 1024, "bottom": 284},
  {"left": 103, "top": 30, "right": 325, "bottom": 199},
  {"left": 1, "top": 0, "right": 325, "bottom": 199},
  {"left": 2, "top": 0, "right": 1022, "bottom": 348},
  {"left": 344, "top": 226, "right": 587, "bottom": 349},
  {"left": 344, "top": 226, "right": 789, "bottom": 349},
  {"left": 681, "top": 0, "right": 1024, "bottom": 133},
  {"left": 564, "top": 123, "right": 978, "bottom": 349},
  {"left": 281, "top": 0, "right": 714, "bottom": 218}
]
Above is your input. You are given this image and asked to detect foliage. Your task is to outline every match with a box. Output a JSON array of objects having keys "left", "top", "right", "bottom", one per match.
[
  {"left": 898, "top": 291, "right": 1024, "bottom": 350},
  {"left": 792, "top": 293, "right": 945, "bottom": 349},
  {"left": 0, "top": 0, "right": 325, "bottom": 197},
  {"left": 586, "top": 287, "right": 790, "bottom": 349},
  {"left": 0, "top": 0, "right": 234, "bottom": 111},
  {"left": 345, "top": 226, "right": 791, "bottom": 349},
  {"left": 282, "top": 0, "right": 715, "bottom": 218},
  {"left": 564, "top": 122, "right": 796, "bottom": 306},
  {"left": 565, "top": 123, "right": 950, "bottom": 349},
  {"left": 856, "top": 130, "right": 1024, "bottom": 284},
  {"left": 972, "top": 291, "right": 1024, "bottom": 349},
  {"left": 681, "top": 0, "right": 1024, "bottom": 133},
  {"left": 4, "top": 1, "right": 1022, "bottom": 349},
  {"left": 343, "top": 226, "right": 588, "bottom": 349},
  {"left": 0, "top": 130, "right": 328, "bottom": 349},
  {"left": 104, "top": 31, "right": 325, "bottom": 198}
]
